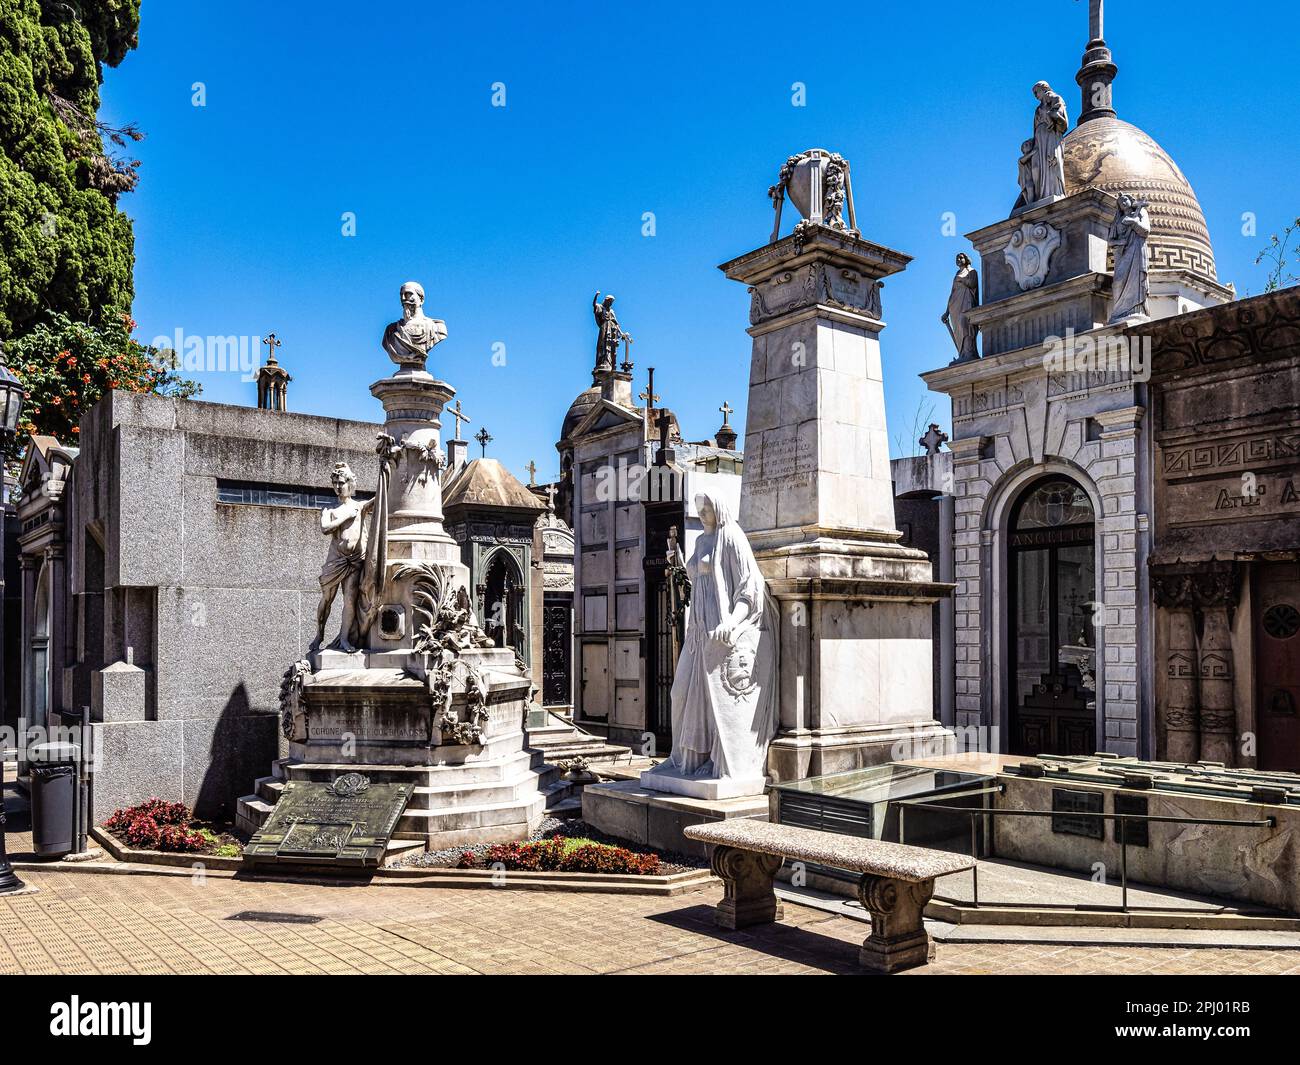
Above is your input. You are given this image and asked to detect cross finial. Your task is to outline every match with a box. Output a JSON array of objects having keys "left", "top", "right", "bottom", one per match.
[
  {"left": 719, "top": 400, "right": 734, "bottom": 427},
  {"left": 620, "top": 334, "right": 635, "bottom": 373},
  {"left": 638, "top": 366, "right": 660, "bottom": 410},
  {"left": 525, "top": 460, "right": 537, "bottom": 485},
  {"left": 474, "top": 426, "right": 492, "bottom": 457},
  {"left": 1086, "top": 0, "right": 1103, "bottom": 40},
  {"left": 1074, "top": 0, "right": 1116, "bottom": 123},
  {"left": 262, "top": 333, "right": 282, "bottom": 364},
  {"left": 657, "top": 409, "right": 674, "bottom": 451},
  {"left": 919, "top": 423, "right": 949, "bottom": 458},
  {"left": 448, "top": 399, "right": 470, "bottom": 441},
  {"left": 544, "top": 483, "right": 557, "bottom": 512}
]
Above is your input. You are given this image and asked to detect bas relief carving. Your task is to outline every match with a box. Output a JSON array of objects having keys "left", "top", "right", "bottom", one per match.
[
  {"left": 748, "top": 261, "right": 882, "bottom": 325},
  {"left": 1004, "top": 221, "right": 1062, "bottom": 291}
]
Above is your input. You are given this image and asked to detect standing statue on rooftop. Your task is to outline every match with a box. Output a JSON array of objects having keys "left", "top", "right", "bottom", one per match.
[
  {"left": 592, "top": 292, "right": 629, "bottom": 372},
  {"left": 382, "top": 281, "right": 448, "bottom": 372},
  {"left": 941, "top": 252, "right": 981, "bottom": 361},
  {"left": 1017, "top": 81, "right": 1069, "bottom": 208},
  {"left": 1108, "top": 193, "right": 1152, "bottom": 322}
]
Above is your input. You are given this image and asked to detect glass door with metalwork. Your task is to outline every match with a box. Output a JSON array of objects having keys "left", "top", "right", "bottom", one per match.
[{"left": 1009, "top": 478, "right": 1097, "bottom": 755}]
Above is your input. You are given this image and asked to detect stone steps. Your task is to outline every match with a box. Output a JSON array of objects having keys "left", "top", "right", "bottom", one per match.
[
  {"left": 255, "top": 776, "right": 284, "bottom": 804},
  {"left": 234, "top": 727, "right": 593, "bottom": 848},
  {"left": 395, "top": 792, "right": 547, "bottom": 832},
  {"left": 531, "top": 740, "right": 634, "bottom": 765},
  {"left": 406, "top": 769, "right": 555, "bottom": 809}
]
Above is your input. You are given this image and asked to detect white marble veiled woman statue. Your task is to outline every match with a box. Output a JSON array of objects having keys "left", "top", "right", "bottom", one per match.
[{"left": 641, "top": 492, "right": 777, "bottom": 799}]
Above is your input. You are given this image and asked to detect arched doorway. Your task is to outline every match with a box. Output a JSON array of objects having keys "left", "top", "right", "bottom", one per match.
[
  {"left": 29, "top": 561, "right": 51, "bottom": 726},
  {"left": 482, "top": 551, "right": 526, "bottom": 662},
  {"left": 1008, "top": 477, "right": 1097, "bottom": 755}
]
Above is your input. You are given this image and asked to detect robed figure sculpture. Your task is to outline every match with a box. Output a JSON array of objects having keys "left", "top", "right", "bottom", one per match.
[
  {"left": 1108, "top": 193, "right": 1152, "bottom": 322},
  {"left": 644, "top": 492, "right": 777, "bottom": 790},
  {"left": 1017, "top": 81, "right": 1068, "bottom": 208},
  {"left": 942, "top": 252, "right": 980, "bottom": 361}
]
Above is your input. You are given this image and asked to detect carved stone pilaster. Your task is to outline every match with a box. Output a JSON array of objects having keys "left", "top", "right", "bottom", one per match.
[
  {"left": 709, "top": 845, "right": 784, "bottom": 930},
  {"left": 856, "top": 873, "right": 936, "bottom": 973},
  {"left": 1198, "top": 606, "right": 1236, "bottom": 764},
  {"left": 1150, "top": 560, "right": 1242, "bottom": 765}
]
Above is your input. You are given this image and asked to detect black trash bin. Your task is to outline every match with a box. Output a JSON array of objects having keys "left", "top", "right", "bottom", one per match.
[{"left": 29, "top": 742, "right": 80, "bottom": 857}]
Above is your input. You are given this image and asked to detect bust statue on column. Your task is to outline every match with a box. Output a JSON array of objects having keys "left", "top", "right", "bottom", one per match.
[{"left": 383, "top": 281, "right": 448, "bottom": 372}]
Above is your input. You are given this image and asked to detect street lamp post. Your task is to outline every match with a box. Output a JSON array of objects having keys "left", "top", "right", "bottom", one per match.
[{"left": 0, "top": 360, "right": 26, "bottom": 893}]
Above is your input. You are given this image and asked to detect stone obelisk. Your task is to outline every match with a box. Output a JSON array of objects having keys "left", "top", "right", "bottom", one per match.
[{"left": 720, "top": 149, "right": 954, "bottom": 782}]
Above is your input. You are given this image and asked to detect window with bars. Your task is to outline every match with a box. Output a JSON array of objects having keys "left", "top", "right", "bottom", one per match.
[{"left": 216, "top": 480, "right": 371, "bottom": 510}]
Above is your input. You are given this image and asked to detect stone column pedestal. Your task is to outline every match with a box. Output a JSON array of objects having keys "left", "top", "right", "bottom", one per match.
[
  {"left": 709, "top": 845, "right": 785, "bottom": 929},
  {"left": 370, "top": 370, "right": 460, "bottom": 563},
  {"left": 719, "top": 226, "right": 954, "bottom": 780},
  {"left": 856, "top": 873, "right": 936, "bottom": 973}
]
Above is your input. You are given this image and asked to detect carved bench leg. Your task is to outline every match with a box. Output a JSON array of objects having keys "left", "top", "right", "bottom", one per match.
[
  {"left": 856, "top": 873, "right": 936, "bottom": 973},
  {"left": 710, "top": 846, "right": 784, "bottom": 930}
]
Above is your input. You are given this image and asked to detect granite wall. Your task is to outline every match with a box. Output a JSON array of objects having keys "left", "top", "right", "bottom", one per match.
[{"left": 64, "top": 392, "right": 381, "bottom": 819}]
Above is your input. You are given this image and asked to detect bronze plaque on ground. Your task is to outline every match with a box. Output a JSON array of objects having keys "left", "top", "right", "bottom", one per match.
[{"left": 242, "top": 773, "right": 414, "bottom": 869}]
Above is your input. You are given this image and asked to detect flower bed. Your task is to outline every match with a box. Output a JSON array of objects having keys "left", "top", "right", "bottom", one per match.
[
  {"left": 460, "top": 836, "right": 661, "bottom": 876},
  {"left": 102, "top": 799, "right": 242, "bottom": 857}
]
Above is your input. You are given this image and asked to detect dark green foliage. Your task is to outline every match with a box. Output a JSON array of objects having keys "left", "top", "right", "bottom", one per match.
[{"left": 0, "top": 0, "right": 142, "bottom": 339}]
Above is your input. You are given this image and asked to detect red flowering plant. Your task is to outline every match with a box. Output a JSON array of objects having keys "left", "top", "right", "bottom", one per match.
[
  {"left": 1, "top": 311, "right": 199, "bottom": 464},
  {"left": 103, "top": 798, "right": 207, "bottom": 853},
  {"left": 478, "top": 836, "right": 660, "bottom": 875}
]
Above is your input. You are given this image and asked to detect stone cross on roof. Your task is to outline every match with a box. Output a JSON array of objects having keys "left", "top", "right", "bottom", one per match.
[
  {"left": 448, "top": 399, "right": 470, "bottom": 441},
  {"left": 544, "top": 483, "right": 557, "bottom": 512},
  {"left": 474, "top": 426, "right": 492, "bottom": 457},
  {"left": 262, "top": 333, "right": 282, "bottom": 364},
  {"left": 639, "top": 366, "right": 660, "bottom": 410},
  {"left": 719, "top": 400, "right": 734, "bottom": 426},
  {"left": 525, "top": 460, "right": 537, "bottom": 485},
  {"left": 919, "top": 423, "right": 949, "bottom": 458}
]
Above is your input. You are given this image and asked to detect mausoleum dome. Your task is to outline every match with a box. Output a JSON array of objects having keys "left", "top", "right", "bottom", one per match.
[
  {"left": 561, "top": 385, "right": 601, "bottom": 440},
  {"left": 1061, "top": 116, "right": 1216, "bottom": 280}
]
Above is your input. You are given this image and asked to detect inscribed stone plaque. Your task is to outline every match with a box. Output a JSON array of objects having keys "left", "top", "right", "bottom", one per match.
[
  {"left": 1050, "top": 787, "right": 1104, "bottom": 840},
  {"left": 1112, "top": 793, "right": 1149, "bottom": 848},
  {"left": 243, "top": 773, "right": 414, "bottom": 869}
]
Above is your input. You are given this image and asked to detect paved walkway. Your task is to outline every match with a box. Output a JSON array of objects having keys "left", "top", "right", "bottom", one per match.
[{"left": 2, "top": 868, "right": 1299, "bottom": 975}]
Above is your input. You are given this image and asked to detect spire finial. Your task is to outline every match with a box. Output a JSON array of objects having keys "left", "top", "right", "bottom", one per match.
[{"left": 1075, "top": 0, "right": 1117, "bottom": 124}]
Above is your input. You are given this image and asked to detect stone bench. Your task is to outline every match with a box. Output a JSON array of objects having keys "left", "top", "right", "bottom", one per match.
[{"left": 683, "top": 819, "right": 974, "bottom": 973}]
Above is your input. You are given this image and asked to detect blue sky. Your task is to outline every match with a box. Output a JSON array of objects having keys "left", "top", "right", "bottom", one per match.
[{"left": 101, "top": 0, "right": 1299, "bottom": 483}]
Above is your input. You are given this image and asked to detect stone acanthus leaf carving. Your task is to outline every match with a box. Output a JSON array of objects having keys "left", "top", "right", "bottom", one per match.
[
  {"left": 1004, "top": 221, "right": 1061, "bottom": 291},
  {"left": 279, "top": 658, "right": 312, "bottom": 741},
  {"left": 398, "top": 566, "right": 493, "bottom": 654},
  {"left": 432, "top": 656, "right": 491, "bottom": 746}
]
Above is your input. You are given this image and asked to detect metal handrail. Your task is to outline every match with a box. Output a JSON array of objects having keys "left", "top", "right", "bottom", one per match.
[{"left": 897, "top": 796, "right": 1276, "bottom": 912}]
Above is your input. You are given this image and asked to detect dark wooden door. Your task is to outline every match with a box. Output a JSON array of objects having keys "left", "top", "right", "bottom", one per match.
[
  {"left": 1256, "top": 562, "right": 1300, "bottom": 771},
  {"left": 542, "top": 601, "right": 572, "bottom": 707}
]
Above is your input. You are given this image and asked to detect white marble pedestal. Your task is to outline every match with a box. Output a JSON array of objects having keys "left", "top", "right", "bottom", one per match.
[
  {"left": 639, "top": 768, "right": 768, "bottom": 801},
  {"left": 719, "top": 224, "right": 955, "bottom": 781}
]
